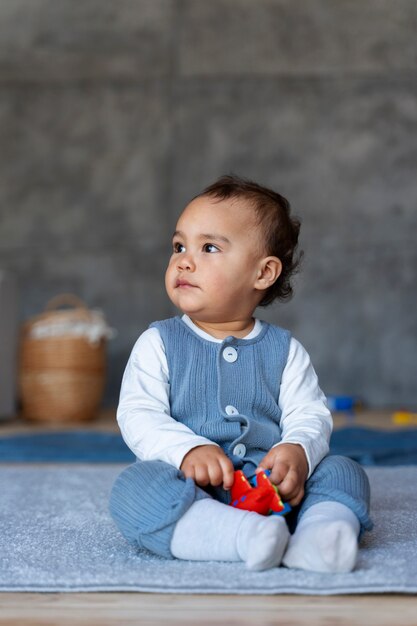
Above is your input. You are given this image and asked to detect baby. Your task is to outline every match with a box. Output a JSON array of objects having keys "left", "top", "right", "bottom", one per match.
[{"left": 110, "top": 175, "right": 373, "bottom": 572}]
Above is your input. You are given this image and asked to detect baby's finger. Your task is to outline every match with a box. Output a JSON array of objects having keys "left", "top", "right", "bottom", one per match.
[
  {"left": 181, "top": 464, "right": 196, "bottom": 482},
  {"left": 220, "top": 457, "right": 235, "bottom": 491},
  {"left": 276, "top": 468, "right": 300, "bottom": 499},
  {"left": 268, "top": 461, "right": 289, "bottom": 487},
  {"left": 194, "top": 464, "right": 210, "bottom": 487},
  {"left": 208, "top": 461, "right": 225, "bottom": 487},
  {"left": 288, "top": 486, "right": 305, "bottom": 507}
]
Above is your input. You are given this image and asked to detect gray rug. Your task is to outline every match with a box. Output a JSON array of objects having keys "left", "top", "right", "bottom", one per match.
[{"left": 1, "top": 464, "right": 416, "bottom": 595}]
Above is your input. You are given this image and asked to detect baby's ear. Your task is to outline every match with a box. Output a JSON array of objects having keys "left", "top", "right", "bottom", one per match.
[{"left": 255, "top": 257, "right": 282, "bottom": 291}]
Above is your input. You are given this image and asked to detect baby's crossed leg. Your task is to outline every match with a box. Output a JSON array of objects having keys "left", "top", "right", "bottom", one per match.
[
  {"left": 109, "top": 456, "right": 372, "bottom": 572},
  {"left": 109, "top": 459, "right": 288, "bottom": 570}
]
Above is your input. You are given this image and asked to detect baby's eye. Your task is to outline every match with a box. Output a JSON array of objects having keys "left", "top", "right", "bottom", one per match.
[
  {"left": 173, "top": 242, "right": 185, "bottom": 253},
  {"left": 203, "top": 243, "right": 220, "bottom": 253}
]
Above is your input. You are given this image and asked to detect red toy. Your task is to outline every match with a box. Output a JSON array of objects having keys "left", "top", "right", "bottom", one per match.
[{"left": 230, "top": 469, "right": 291, "bottom": 516}]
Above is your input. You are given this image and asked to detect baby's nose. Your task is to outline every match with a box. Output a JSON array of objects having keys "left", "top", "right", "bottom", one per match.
[{"left": 177, "top": 254, "right": 195, "bottom": 271}]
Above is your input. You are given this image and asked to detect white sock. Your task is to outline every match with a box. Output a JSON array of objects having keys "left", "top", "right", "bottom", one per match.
[
  {"left": 282, "top": 501, "right": 360, "bottom": 573},
  {"left": 170, "top": 498, "right": 290, "bottom": 571}
]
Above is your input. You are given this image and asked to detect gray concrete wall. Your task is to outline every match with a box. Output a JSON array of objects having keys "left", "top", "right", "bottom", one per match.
[{"left": 0, "top": 0, "right": 416, "bottom": 408}]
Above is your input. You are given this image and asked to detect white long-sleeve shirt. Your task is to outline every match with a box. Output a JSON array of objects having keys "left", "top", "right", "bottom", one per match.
[{"left": 117, "top": 315, "right": 333, "bottom": 477}]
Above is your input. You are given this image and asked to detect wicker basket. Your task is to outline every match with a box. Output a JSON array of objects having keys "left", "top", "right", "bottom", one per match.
[{"left": 19, "top": 294, "right": 108, "bottom": 423}]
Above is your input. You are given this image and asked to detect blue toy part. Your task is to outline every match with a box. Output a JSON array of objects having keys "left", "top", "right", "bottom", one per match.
[
  {"left": 327, "top": 395, "right": 358, "bottom": 412},
  {"left": 274, "top": 502, "right": 292, "bottom": 516}
]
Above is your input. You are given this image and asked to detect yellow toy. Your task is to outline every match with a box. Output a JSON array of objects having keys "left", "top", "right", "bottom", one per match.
[{"left": 392, "top": 411, "right": 417, "bottom": 425}]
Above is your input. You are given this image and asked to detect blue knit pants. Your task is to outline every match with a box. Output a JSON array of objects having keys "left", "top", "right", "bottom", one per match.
[{"left": 109, "top": 455, "right": 373, "bottom": 559}]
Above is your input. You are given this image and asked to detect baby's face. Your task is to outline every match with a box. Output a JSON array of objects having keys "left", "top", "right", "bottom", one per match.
[{"left": 165, "top": 195, "right": 266, "bottom": 323}]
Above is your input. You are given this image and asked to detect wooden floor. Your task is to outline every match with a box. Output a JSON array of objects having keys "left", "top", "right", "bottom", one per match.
[
  {"left": 1, "top": 408, "right": 416, "bottom": 625},
  {"left": 1, "top": 592, "right": 417, "bottom": 626}
]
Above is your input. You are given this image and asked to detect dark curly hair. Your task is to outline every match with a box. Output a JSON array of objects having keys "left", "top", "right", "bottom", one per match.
[{"left": 196, "top": 174, "right": 303, "bottom": 306}]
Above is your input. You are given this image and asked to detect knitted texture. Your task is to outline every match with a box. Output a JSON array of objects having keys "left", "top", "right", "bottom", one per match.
[
  {"left": 109, "top": 460, "right": 209, "bottom": 558},
  {"left": 108, "top": 319, "right": 372, "bottom": 559},
  {"left": 150, "top": 317, "right": 291, "bottom": 471},
  {"left": 109, "top": 455, "right": 373, "bottom": 557},
  {"left": 296, "top": 455, "right": 374, "bottom": 537}
]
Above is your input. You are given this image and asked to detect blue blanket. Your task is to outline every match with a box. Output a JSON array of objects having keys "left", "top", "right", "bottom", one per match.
[
  {"left": 330, "top": 427, "right": 417, "bottom": 466},
  {"left": 0, "top": 427, "right": 417, "bottom": 464},
  {"left": 0, "top": 431, "right": 134, "bottom": 462}
]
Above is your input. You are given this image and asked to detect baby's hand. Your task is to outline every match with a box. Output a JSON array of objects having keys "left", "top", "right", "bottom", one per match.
[
  {"left": 180, "top": 445, "right": 235, "bottom": 491},
  {"left": 257, "top": 443, "right": 308, "bottom": 506}
]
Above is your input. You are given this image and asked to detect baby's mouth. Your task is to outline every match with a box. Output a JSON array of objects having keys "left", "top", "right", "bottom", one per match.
[{"left": 175, "top": 279, "right": 198, "bottom": 289}]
